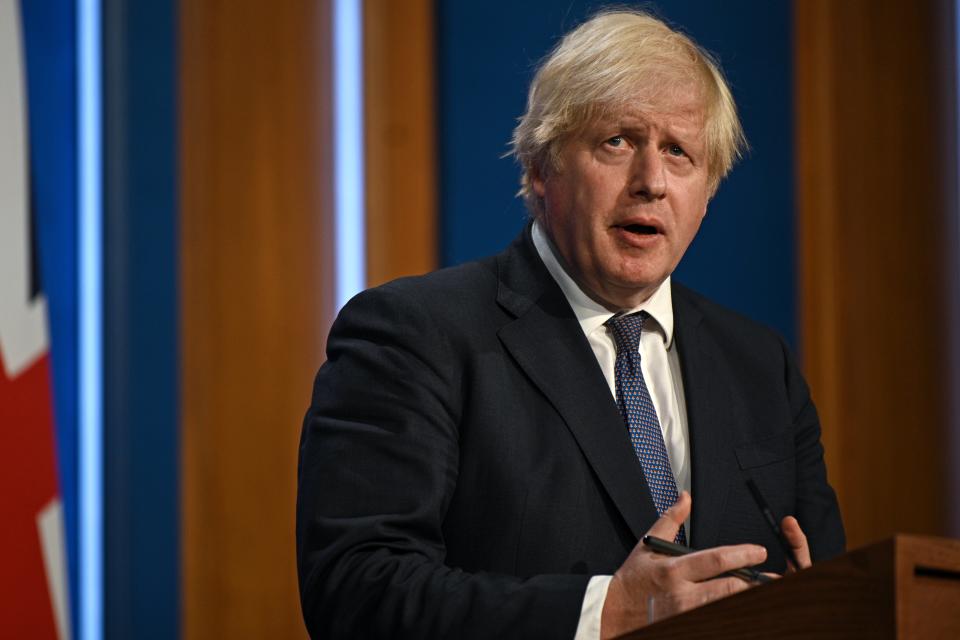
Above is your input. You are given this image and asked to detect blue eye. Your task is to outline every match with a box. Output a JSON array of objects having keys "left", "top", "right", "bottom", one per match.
[
  {"left": 606, "top": 136, "right": 624, "bottom": 147},
  {"left": 667, "top": 144, "right": 685, "bottom": 157}
]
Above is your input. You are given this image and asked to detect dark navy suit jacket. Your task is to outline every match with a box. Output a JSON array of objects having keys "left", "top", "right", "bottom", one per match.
[{"left": 296, "top": 226, "right": 845, "bottom": 638}]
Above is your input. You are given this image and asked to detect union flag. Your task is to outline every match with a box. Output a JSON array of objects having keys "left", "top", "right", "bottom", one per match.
[{"left": 0, "top": 1, "right": 71, "bottom": 637}]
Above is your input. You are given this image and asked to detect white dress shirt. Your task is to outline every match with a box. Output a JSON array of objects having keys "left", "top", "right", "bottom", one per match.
[{"left": 530, "top": 221, "right": 691, "bottom": 639}]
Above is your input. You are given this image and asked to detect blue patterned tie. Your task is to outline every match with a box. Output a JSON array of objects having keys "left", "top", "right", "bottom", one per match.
[{"left": 607, "top": 312, "right": 686, "bottom": 545}]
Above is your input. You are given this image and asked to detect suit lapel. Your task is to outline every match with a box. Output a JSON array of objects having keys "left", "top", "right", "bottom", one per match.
[
  {"left": 495, "top": 229, "right": 659, "bottom": 540},
  {"left": 672, "top": 285, "right": 739, "bottom": 550}
]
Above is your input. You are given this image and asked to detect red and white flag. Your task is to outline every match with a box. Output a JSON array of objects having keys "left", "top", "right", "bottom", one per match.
[{"left": 0, "top": 1, "right": 71, "bottom": 638}]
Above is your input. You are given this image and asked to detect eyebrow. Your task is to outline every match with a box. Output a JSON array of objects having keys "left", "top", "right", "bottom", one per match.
[{"left": 608, "top": 119, "right": 704, "bottom": 146}]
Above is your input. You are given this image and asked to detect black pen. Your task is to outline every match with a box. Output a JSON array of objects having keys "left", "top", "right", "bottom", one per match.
[
  {"left": 642, "top": 535, "right": 772, "bottom": 584},
  {"left": 745, "top": 477, "right": 802, "bottom": 570}
]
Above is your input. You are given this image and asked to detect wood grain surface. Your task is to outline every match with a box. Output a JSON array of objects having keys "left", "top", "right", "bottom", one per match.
[
  {"left": 620, "top": 536, "right": 960, "bottom": 639},
  {"left": 795, "top": 0, "right": 957, "bottom": 550},
  {"left": 179, "top": 1, "right": 332, "bottom": 638},
  {"left": 364, "top": 0, "right": 437, "bottom": 286}
]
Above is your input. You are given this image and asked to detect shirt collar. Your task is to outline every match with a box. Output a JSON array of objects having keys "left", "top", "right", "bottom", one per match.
[{"left": 531, "top": 219, "right": 675, "bottom": 348}]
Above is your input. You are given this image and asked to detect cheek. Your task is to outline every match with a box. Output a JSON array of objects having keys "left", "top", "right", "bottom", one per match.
[
  {"left": 678, "top": 214, "right": 704, "bottom": 243},
  {"left": 688, "top": 204, "right": 707, "bottom": 228},
  {"left": 571, "top": 181, "right": 618, "bottom": 225},
  {"left": 677, "top": 191, "right": 708, "bottom": 229}
]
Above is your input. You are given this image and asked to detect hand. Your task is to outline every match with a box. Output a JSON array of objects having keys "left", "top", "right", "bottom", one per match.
[
  {"left": 600, "top": 492, "right": 767, "bottom": 639},
  {"left": 780, "top": 515, "right": 812, "bottom": 572}
]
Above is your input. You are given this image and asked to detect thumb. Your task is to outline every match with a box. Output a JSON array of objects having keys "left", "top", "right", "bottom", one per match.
[
  {"left": 780, "top": 516, "right": 812, "bottom": 570},
  {"left": 646, "top": 491, "right": 691, "bottom": 541}
]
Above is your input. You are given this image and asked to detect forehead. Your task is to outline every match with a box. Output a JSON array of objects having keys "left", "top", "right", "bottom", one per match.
[
  {"left": 585, "top": 78, "right": 707, "bottom": 133},
  {"left": 586, "top": 99, "right": 706, "bottom": 142}
]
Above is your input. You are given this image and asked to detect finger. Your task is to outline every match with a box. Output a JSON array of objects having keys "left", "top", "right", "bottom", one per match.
[
  {"left": 646, "top": 491, "right": 692, "bottom": 541},
  {"left": 655, "top": 576, "right": 752, "bottom": 621},
  {"left": 780, "top": 516, "right": 811, "bottom": 570},
  {"left": 684, "top": 575, "right": 753, "bottom": 608},
  {"left": 675, "top": 544, "right": 767, "bottom": 583}
]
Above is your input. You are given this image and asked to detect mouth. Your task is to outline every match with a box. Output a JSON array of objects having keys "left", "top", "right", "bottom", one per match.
[{"left": 619, "top": 223, "right": 660, "bottom": 236}]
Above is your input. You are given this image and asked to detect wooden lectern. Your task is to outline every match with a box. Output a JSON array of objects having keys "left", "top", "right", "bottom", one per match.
[{"left": 622, "top": 535, "right": 960, "bottom": 639}]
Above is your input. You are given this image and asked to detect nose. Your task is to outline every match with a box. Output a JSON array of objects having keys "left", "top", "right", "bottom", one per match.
[{"left": 629, "top": 144, "right": 666, "bottom": 201}]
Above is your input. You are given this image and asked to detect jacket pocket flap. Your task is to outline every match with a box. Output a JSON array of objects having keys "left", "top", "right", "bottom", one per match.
[{"left": 735, "top": 432, "right": 794, "bottom": 469}]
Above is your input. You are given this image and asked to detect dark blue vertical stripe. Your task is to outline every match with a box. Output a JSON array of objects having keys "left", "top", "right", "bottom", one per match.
[
  {"left": 103, "top": 1, "right": 179, "bottom": 637},
  {"left": 437, "top": 0, "right": 797, "bottom": 347}
]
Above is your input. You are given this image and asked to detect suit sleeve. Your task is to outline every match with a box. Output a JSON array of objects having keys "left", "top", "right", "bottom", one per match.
[
  {"left": 781, "top": 336, "right": 846, "bottom": 561},
  {"left": 296, "top": 284, "right": 590, "bottom": 639}
]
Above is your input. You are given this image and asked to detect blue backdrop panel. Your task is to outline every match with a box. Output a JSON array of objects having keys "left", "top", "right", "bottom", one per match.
[
  {"left": 103, "top": 0, "right": 179, "bottom": 637},
  {"left": 437, "top": 0, "right": 796, "bottom": 346},
  {"left": 19, "top": 0, "right": 79, "bottom": 632}
]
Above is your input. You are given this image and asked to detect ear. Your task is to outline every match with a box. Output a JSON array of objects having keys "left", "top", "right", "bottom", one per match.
[
  {"left": 530, "top": 165, "right": 547, "bottom": 198},
  {"left": 699, "top": 183, "right": 711, "bottom": 219}
]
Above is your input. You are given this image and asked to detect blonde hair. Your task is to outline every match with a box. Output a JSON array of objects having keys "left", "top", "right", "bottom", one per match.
[{"left": 510, "top": 9, "right": 747, "bottom": 214}]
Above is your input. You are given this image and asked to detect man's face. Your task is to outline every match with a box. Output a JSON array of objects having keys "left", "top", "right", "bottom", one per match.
[{"left": 533, "top": 94, "right": 710, "bottom": 309}]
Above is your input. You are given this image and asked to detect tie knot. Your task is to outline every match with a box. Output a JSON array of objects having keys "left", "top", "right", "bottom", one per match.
[{"left": 607, "top": 311, "right": 648, "bottom": 355}]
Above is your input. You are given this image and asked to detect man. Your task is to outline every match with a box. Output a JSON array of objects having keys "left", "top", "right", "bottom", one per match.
[{"left": 297, "top": 10, "right": 844, "bottom": 639}]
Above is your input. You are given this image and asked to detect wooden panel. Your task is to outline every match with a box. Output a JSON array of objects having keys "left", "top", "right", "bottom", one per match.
[
  {"left": 795, "top": 0, "right": 955, "bottom": 549},
  {"left": 622, "top": 535, "right": 960, "bottom": 639},
  {"left": 364, "top": 0, "right": 436, "bottom": 286},
  {"left": 896, "top": 535, "right": 960, "bottom": 638},
  {"left": 180, "top": 1, "right": 333, "bottom": 637}
]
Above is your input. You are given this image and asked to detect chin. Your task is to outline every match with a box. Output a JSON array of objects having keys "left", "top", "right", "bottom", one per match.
[{"left": 612, "top": 269, "right": 667, "bottom": 291}]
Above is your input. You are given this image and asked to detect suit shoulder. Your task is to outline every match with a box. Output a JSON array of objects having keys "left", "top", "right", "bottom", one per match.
[
  {"left": 672, "top": 281, "right": 789, "bottom": 355},
  {"left": 376, "top": 255, "right": 498, "bottom": 302},
  {"left": 672, "top": 282, "right": 811, "bottom": 415},
  {"left": 335, "top": 254, "right": 502, "bottom": 334}
]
